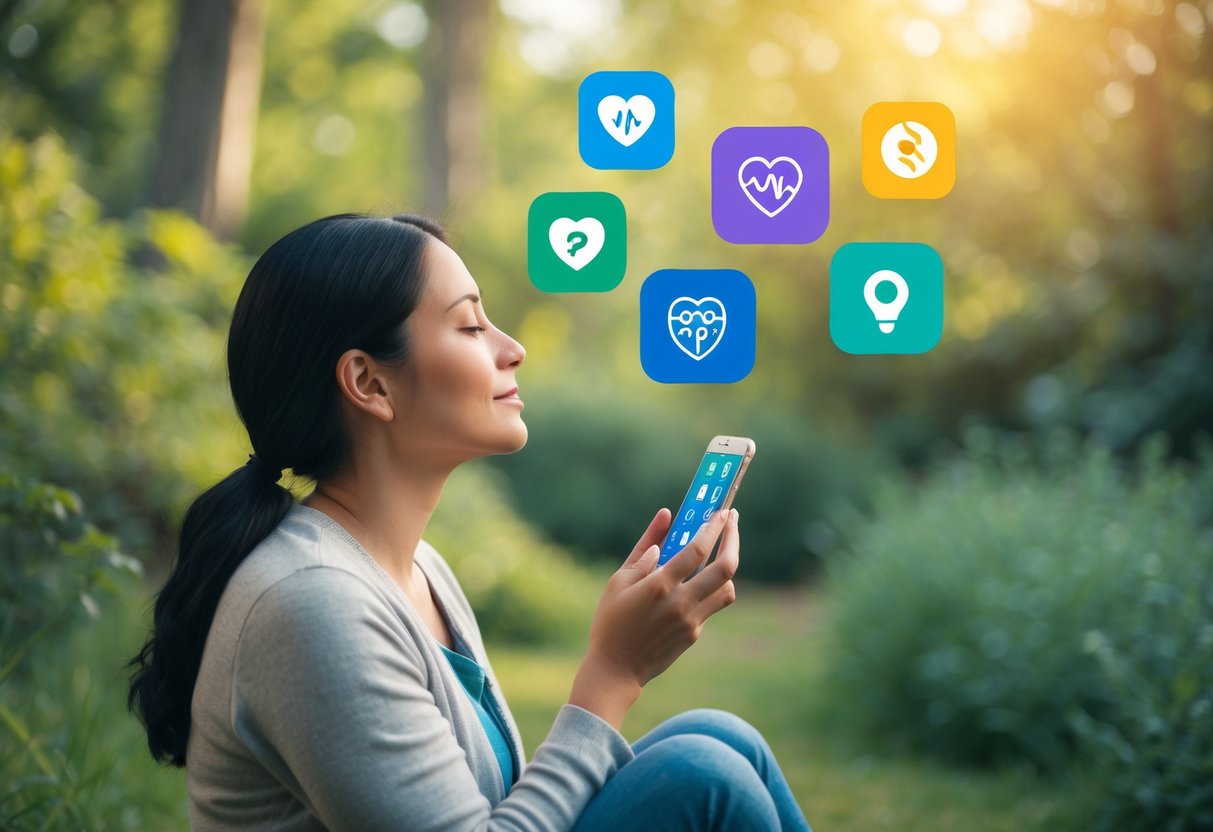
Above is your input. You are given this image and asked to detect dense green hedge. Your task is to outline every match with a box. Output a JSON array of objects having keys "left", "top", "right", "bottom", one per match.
[{"left": 820, "top": 429, "right": 1213, "bottom": 830}]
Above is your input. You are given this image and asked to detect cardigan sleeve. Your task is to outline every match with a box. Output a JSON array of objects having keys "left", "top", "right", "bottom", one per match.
[{"left": 231, "top": 566, "right": 633, "bottom": 832}]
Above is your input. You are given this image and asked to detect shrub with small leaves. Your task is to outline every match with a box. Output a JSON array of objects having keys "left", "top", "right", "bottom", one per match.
[
  {"left": 819, "top": 429, "right": 1213, "bottom": 828},
  {"left": 0, "top": 471, "right": 144, "bottom": 829}
]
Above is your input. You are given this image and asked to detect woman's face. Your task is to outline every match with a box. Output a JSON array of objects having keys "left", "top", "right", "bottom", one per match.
[{"left": 389, "top": 237, "right": 528, "bottom": 465}]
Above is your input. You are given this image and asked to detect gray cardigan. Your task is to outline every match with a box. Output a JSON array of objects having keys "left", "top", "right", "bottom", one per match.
[{"left": 186, "top": 503, "right": 635, "bottom": 830}]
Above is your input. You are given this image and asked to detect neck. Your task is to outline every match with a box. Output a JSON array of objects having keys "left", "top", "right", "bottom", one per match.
[{"left": 303, "top": 456, "right": 451, "bottom": 597}]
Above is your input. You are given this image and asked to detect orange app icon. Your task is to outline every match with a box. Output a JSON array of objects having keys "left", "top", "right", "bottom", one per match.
[{"left": 861, "top": 102, "right": 955, "bottom": 199}]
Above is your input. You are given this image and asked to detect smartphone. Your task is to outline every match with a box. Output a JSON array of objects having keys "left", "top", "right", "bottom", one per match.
[{"left": 657, "top": 435, "right": 756, "bottom": 569}]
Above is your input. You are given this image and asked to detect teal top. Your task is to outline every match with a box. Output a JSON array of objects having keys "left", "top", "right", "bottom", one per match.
[{"left": 438, "top": 641, "right": 517, "bottom": 793}]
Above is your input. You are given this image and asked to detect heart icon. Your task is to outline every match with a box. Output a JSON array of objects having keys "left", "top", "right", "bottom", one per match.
[
  {"left": 667, "top": 296, "right": 727, "bottom": 361},
  {"left": 548, "top": 217, "right": 605, "bottom": 271},
  {"left": 597, "top": 95, "right": 655, "bottom": 147},
  {"left": 737, "top": 155, "right": 803, "bottom": 218}
]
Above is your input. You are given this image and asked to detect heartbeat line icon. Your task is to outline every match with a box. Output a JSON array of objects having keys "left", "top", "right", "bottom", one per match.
[
  {"left": 597, "top": 94, "right": 655, "bottom": 147},
  {"left": 740, "top": 172, "right": 798, "bottom": 201},
  {"left": 612, "top": 109, "right": 644, "bottom": 135},
  {"left": 736, "top": 155, "right": 804, "bottom": 218}
]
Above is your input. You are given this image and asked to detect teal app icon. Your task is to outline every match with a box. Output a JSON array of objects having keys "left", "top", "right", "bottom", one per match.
[{"left": 830, "top": 242, "right": 943, "bottom": 354}]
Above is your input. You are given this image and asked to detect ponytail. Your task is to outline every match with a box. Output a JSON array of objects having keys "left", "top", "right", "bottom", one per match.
[
  {"left": 125, "top": 212, "right": 444, "bottom": 766},
  {"left": 126, "top": 461, "right": 292, "bottom": 765}
]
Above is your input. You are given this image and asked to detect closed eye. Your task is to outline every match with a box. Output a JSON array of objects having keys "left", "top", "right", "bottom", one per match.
[{"left": 461, "top": 326, "right": 487, "bottom": 334}]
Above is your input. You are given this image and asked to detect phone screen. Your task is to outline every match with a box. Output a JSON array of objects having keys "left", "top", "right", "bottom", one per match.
[{"left": 658, "top": 451, "right": 744, "bottom": 566}]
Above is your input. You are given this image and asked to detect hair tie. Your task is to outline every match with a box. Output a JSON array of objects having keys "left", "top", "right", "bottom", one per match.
[{"left": 246, "top": 453, "right": 283, "bottom": 483}]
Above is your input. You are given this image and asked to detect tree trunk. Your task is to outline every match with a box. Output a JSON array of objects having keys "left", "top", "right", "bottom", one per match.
[
  {"left": 146, "top": 0, "right": 265, "bottom": 241},
  {"left": 419, "top": 0, "right": 492, "bottom": 217}
]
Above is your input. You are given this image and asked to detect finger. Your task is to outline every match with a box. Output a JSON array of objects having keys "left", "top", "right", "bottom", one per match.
[
  {"left": 686, "top": 508, "right": 739, "bottom": 602},
  {"left": 697, "top": 578, "right": 738, "bottom": 619},
  {"left": 622, "top": 507, "right": 672, "bottom": 568},
  {"left": 661, "top": 507, "right": 729, "bottom": 584}
]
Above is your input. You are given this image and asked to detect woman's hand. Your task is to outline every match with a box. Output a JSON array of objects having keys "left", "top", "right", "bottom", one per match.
[{"left": 568, "top": 507, "right": 739, "bottom": 729}]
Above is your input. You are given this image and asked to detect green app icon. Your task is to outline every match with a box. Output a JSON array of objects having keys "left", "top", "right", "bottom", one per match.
[
  {"left": 527, "top": 192, "right": 626, "bottom": 292},
  {"left": 829, "top": 242, "right": 944, "bottom": 354}
]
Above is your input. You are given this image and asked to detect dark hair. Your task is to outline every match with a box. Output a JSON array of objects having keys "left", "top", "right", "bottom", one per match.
[{"left": 125, "top": 212, "right": 446, "bottom": 767}]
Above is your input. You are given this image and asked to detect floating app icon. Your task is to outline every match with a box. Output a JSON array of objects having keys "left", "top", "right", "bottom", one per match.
[
  {"left": 738, "top": 155, "right": 802, "bottom": 217},
  {"left": 640, "top": 269, "right": 755, "bottom": 384},
  {"left": 712, "top": 126, "right": 829, "bottom": 244},
  {"left": 548, "top": 217, "right": 604, "bottom": 271},
  {"left": 696, "top": 484, "right": 708, "bottom": 501},
  {"left": 881, "top": 122, "right": 938, "bottom": 179},
  {"left": 669, "top": 295, "right": 726, "bottom": 361},
  {"left": 527, "top": 192, "right": 626, "bottom": 292},
  {"left": 862, "top": 102, "right": 955, "bottom": 199},
  {"left": 579, "top": 71, "right": 675, "bottom": 169},
  {"left": 830, "top": 242, "right": 944, "bottom": 354},
  {"left": 721, "top": 461, "right": 731, "bottom": 478}
]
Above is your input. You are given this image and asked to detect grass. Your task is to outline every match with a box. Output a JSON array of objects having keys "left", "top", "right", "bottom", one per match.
[
  {"left": 487, "top": 579, "right": 1103, "bottom": 831},
  {"left": 3, "top": 577, "right": 1102, "bottom": 829}
]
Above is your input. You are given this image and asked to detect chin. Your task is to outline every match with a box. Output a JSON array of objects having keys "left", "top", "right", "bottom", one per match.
[{"left": 504, "top": 421, "right": 528, "bottom": 453}]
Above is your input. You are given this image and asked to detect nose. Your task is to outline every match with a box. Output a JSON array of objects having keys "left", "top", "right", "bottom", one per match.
[{"left": 497, "top": 327, "right": 525, "bottom": 367}]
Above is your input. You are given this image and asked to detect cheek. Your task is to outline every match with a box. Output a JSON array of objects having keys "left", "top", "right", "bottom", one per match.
[{"left": 414, "top": 338, "right": 494, "bottom": 413}]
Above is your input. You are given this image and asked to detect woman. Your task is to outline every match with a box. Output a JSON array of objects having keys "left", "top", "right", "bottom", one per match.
[{"left": 126, "top": 213, "right": 812, "bottom": 831}]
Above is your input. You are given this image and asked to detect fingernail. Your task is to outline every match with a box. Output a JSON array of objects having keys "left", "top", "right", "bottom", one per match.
[{"left": 731, "top": 508, "right": 739, "bottom": 522}]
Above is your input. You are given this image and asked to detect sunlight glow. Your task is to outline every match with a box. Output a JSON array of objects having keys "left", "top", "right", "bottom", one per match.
[
  {"left": 375, "top": 3, "right": 428, "bottom": 50},
  {"left": 921, "top": 0, "right": 968, "bottom": 15},
  {"left": 802, "top": 36, "right": 840, "bottom": 72},
  {"left": 748, "top": 41, "right": 793, "bottom": 77},
  {"left": 903, "top": 18, "right": 943, "bottom": 56},
  {"left": 975, "top": 0, "right": 1033, "bottom": 46}
]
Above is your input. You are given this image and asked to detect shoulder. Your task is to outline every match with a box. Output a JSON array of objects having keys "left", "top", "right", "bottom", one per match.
[{"left": 235, "top": 565, "right": 427, "bottom": 688}]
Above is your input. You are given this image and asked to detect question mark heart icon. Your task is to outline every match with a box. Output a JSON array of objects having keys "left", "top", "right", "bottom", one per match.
[{"left": 548, "top": 217, "right": 605, "bottom": 271}]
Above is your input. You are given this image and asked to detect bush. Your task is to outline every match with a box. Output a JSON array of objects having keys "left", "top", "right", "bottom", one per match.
[
  {"left": 485, "top": 380, "right": 885, "bottom": 584},
  {"left": 818, "top": 429, "right": 1213, "bottom": 827},
  {"left": 0, "top": 473, "right": 147, "bottom": 830},
  {"left": 428, "top": 461, "right": 601, "bottom": 647},
  {"left": 0, "top": 128, "right": 253, "bottom": 556}
]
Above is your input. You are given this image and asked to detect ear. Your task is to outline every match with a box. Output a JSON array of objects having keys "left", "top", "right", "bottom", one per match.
[{"left": 334, "top": 349, "right": 395, "bottom": 423}]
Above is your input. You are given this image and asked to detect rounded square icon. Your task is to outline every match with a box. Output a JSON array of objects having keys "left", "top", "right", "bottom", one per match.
[
  {"left": 640, "top": 269, "right": 756, "bottom": 383},
  {"left": 829, "top": 242, "right": 944, "bottom": 355},
  {"left": 579, "top": 71, "right": 675, "bottom": 170},
  {"left": 528, "top": 192, "right": 627, "bottom": 292},
  {"left": 861, "top": 102, "right": 956, "bottom": 199},
  {"left": 711, "top": 126, "right": 830, "bottom": 244}
]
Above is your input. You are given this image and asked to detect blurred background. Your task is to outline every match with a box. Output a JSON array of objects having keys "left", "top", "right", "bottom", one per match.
[{"left": 1, "top": 0, "right": 1210, "bottom": 829}]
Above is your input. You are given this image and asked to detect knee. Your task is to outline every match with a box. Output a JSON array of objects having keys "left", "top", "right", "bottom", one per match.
[
  {"left": 644, "top": 735, "right": 780, "bottom": 830},
  {"left": 676, "top": 708, "right": 770, "bottom": 756}
]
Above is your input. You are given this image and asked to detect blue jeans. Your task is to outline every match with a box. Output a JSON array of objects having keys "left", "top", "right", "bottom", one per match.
[{"left": 572, "top": 708, "right": 812, "bottom": 831}]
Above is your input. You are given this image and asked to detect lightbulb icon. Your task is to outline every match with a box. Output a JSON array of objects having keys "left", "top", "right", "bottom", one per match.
[{"left": 863, "top": 269, "right": 909, "bottom": 334}]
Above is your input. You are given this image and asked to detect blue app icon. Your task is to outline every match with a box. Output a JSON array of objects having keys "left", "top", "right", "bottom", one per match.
[
  {"left": 640, "top": 269, "right": 755, "bottom": 383},
  {"left": 579, "top": 71, "right": 675, "bottom": 170},
  {"left": 829, "top": 242, "right": 944, "bottom": 354}
]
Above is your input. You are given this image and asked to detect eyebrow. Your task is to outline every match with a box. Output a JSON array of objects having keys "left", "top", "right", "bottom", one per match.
[{"left": 445, "top": 292, "right": 481, "bottom": 312}]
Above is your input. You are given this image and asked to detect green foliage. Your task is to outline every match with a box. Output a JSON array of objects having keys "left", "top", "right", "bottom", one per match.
[
  {"left": 0, "top": 129, "right": 253, "bottom": 556},
  {"left": 0, "top": 473, "right": 149, "bottom": 830},
  {"left": 486, "top": 380, "right": 886, "bottom": 584},
  {"left": 428, "top": 461, "right": 600, "bottom": 647},
  {"left": 819, "top": 429, "right": 1213, "bottom": 826}
]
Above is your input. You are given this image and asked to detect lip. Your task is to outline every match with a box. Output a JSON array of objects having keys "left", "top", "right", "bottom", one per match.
[{"left": 494, "top": 386, "right": 519, "bottom": 400}]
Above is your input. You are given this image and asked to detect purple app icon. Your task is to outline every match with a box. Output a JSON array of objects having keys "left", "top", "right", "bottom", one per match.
[{"left": 711, "top": 126, "right": 829, "bottom": 244}]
